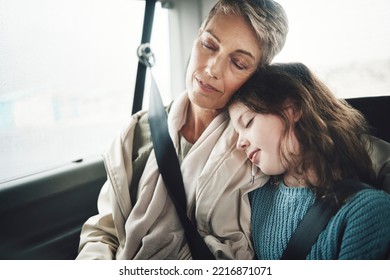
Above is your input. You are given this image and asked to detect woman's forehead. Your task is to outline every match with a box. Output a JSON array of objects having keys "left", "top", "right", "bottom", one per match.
[{"left": 202, "top": 13, "right": 261, "bottom": 65}]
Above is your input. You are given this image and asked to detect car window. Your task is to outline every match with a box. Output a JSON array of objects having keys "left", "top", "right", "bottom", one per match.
[
  {"left": 274, "top": 0, "right": 390, "bottom": 99},
  {"left": 0, "top": 0, "right": 170, "bottom": 182}
]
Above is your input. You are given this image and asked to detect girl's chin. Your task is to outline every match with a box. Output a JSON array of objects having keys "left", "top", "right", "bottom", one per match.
[{"left": 258, "top": 166, "right": 285, "bottom": 176}]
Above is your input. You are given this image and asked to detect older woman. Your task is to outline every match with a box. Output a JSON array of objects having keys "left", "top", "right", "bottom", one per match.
[{"left": 77, "top": 0, "right": 289, "bottom": 260}]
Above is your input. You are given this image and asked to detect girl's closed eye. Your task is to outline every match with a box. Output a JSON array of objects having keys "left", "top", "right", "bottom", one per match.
[{"left": 245, "top": 118, "right": 254, "bottom": 128}]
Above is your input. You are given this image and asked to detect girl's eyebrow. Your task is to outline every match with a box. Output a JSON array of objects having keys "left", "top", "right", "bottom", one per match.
[
  {"left": 236, "top": 113, "right": 247, "bottom": 128},
  {"left": 204, "top": 30, "right": 257, "bottom": 62}
]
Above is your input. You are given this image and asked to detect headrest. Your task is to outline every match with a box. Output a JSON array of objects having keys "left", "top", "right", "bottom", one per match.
[{"left": 370, "top": 136, "right": 390, "bottom": 193}]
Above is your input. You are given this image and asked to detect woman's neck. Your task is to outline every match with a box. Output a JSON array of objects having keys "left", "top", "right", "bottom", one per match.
[{"left": 180, "top": 103, "right": 221, "bottom": 144}]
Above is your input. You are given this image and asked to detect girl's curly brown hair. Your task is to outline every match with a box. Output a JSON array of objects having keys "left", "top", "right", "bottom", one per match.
[{"left": 229, "top": 62, "right": 375, "bottom": 196}]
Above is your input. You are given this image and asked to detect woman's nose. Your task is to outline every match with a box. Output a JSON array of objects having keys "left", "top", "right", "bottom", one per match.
[{"left": 205, "top": 55, "right": 222, "bottom": 79}]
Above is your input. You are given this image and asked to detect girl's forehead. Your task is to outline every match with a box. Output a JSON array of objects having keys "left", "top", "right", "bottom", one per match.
[{"left": 229, "top": 102, "right": 251, "bottom": 117}]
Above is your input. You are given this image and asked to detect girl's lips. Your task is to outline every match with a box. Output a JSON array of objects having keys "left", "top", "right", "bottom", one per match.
[
  {"left": 197, "top": 78, "right": 219, "bottom": 93},
  {"left": 248, "top": 150, "right": 259, "bottom": 162}
]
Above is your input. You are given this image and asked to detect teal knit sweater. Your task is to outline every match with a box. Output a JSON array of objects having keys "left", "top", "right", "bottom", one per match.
[{"left": 250, "top": 181, "right": 390, "bottom": 259}]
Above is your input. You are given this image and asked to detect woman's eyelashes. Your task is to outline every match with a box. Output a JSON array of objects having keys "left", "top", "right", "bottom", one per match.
[
  {"left": 201, "top": 39, "right": 248, "bottom": 71},
  {"left": 201, "top": 39, "right": 216, "bottom": 51},
  {"left": 232, "top": 59, "right": 247, "bottom": 70}
]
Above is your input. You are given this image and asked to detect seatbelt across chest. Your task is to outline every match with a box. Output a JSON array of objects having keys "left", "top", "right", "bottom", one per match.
[{"left": 137, "top": 43, "right": 215, "bottom": 260}]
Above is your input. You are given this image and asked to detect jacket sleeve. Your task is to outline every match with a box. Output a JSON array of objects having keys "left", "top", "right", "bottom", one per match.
[
  {"left": 76, "top": 180, "right": 120, "bottom": 259},
  {"left": 76, "top": 111, "right": 153, "bottom": 259},
  {"left": 194, "top": 123, "right": 270, "bottom": 260}
]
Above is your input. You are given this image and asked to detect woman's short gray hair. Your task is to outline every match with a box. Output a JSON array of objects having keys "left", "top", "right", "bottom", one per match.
[{"left": 200, "top": 0, "right": 289, "bottom": 66}]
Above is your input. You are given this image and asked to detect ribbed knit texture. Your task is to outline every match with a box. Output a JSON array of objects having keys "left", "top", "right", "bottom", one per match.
[{"left": 250, "top": 181, "right": 390, "bottom": 259}]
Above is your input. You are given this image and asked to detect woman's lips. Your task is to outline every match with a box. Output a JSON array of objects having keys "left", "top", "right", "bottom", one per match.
[{"left": 197, "top": 78, "right": 219, "bottom": 93}]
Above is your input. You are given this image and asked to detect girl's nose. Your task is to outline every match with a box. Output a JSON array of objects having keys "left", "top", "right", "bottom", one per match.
[{"left": 236, "top": 134, "right": 249, "bottom": 151}]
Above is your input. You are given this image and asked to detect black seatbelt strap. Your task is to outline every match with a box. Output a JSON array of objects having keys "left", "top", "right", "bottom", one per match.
[
  {"left": 132, "top": 0, "right": 157, "bottom": 115},
  {"left": 137, "top": 44, "right": 215, "bottom": 260},
  {"left": 281, "top": 179, "right": 369, "bottom": 260}
]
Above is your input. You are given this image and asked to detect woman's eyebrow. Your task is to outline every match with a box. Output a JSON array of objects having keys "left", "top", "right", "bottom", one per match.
[
  {"left": 235, "top": 50, "right": 256, "bottom": 62},
  {"left": 204, "top": 30, "right": 256, "bottom": 61},
  {"left": 204, "top": 29, "right": 220, "bottom": 42}
]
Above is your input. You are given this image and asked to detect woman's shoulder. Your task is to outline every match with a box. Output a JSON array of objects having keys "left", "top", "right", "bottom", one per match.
[
  {"left": 121, "top": 102, "right": 174, "bottom": 142},
  {"left": 110, "top": 103, "right": 175, "bottom": 171},
  {"left": 118, "top": 110, "right": 150, "bottom": 142}
]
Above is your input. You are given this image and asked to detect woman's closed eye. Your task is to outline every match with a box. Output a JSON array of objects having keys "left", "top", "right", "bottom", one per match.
[
  {"left": 232, "top": 58, "right": 248, "bottom": 70},
  {"left": 201, "top": 40, "right": 217, "bottom": 51}
]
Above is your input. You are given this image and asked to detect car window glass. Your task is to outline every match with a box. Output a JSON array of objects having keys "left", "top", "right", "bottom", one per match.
[
  {"left": 274, "top": 0, "right": 390, "bottom": 99},
  {"left": 0, "top": 0, "right": 170, "bottom": 182}
]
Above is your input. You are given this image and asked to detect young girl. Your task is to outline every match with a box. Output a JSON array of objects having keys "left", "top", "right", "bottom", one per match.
[{"left": 228, "top": 62, "right": 390, "bottom": 259}]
